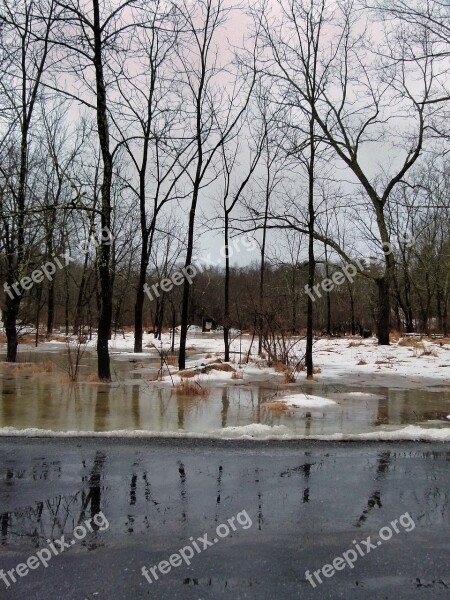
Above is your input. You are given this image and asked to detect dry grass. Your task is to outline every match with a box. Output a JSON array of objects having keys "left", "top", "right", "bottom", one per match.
[
  {"left": 0, "top": 359, "right": 53, "bottom": 374},
  {"left": 357, "top": 359, "right": 368, "bottom": 365},
  {"left": 398, "top": 337, "right": 424, "bottom": 349},
  {"left": 165, "top": 354, "right": 178, "bottom": 366},
  {"left": 231, "top": 370, "right": 244, "bottom": 380},
  {"left": 46, "top": 334, "right": 66, "bottom": 342},
  {"left": 273, "top": 361, "right": 288, "bottom": 373},
  {"left": 266, "top": 401, "right": 289, "bottom": 413},
  {"left": 175, "top": 379, "right": 208, "bottom": 396},
  {"left": 390, "top": 330, "right": 402, "bottom": 342},
  {"left": 258, "top": 352, "right": 266, "bottom": 359},
  {"left": 280, "top": 370, "right": 296, "bottom": 383},
  {"left": 17, "top": 334, "right": 36, "bottom": 344},
  {"left": 211, "top": 362, "right": 235, "bottom": 372},
  {"left": 178, "top": 369, "right": 197, "bottom": 378},
  {"left": 421, "top": 349, "right": 438, "bottom": 357},
  {"left": 86, "top": 373, "right": 102, "bottom": 383},
  {"left": 86, "top": 373, "right": 101, "bottom": 382}
]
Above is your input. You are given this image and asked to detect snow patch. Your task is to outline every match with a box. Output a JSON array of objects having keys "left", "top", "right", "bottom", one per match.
[
  {"left": 1, "top": 424, "right": 448, "bottom": 441},
  {"left": 281, "top": 394, "right": 337, "bottom": 408}
]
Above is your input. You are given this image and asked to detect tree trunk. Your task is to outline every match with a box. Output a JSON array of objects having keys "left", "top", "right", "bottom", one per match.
[
  {"left": 258, "top": 168, "right": 270, "bottom": 354},
  {"left": 305, "top": 117, "right": 316, "bottom": 378},
  {"left": 349, "top": 285, "right": 356, "bottom": 336},
  {"left": 5, "top": 294, "right": 20, "bottom": 363},
  {"left": 134, "top": 232, "right": 149, "bottom": 353},
  {"left": 178, "top": 187, "right": 199, "bottom": 370},
  {"left": 376, "top": 276, "right": 390, "bottom": 345},
  {"left": 93, "top": 0, "right": 113, "bottom": 380},
  {"left": 46, "top": 280, "right": 55, "bottom": 336},
  {"left": 223, "top": 213, "right": 230, "bottom": 362},
  {"left": 324, "top": 247, "right": 331, "bottom": 335}
]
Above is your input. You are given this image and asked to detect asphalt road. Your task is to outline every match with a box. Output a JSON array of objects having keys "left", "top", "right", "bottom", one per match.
[{"left": 0, "top": 437, "right": 449, "bottom": 599}]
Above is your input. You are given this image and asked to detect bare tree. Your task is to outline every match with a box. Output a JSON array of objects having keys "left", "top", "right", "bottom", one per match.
[
  {"left": 110, "top": 2, "right": 195, "bottom": 353},
  {"left": 52, "top": 0, "right": 137, "bottom": 379},
  {"left": 254, "top": 0, "right": 446, "bottom": 345},
  {"left": 0, "top": 0, "right": 56, "bottom": 361},
  {"left": 175, "top": 0, "right": 256, "bottom": 370},
  {"left": 219, "top": 116, "right": 265, "bottom": 361}
]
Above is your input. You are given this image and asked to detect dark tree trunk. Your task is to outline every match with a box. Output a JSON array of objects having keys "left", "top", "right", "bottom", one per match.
[
  {"left": 223, "top": 214, "right": 230, "bottom": 362},
  {"left": 171, "top": 306, "right": 176, "bottom": 352},
  {"left": 305, "top": 117, "right": 316, "bottom": 378},
  {"left": 178, "top": 190, "right": 198, "bottom": 370},
  {"left": 93, "top": 0, "right": 113, "bottom": 380},
  {"left": 5, "top": 294, "right": 20, "bottom": 363},
  {"left": 134, "top": 234, "right": 149, "bottom": 353},
  {"left": 73, "top": 251, "right": 90, "bottom": 335},
  {"left": 376, "top": 276, "right": 390, "bottom": 345},
  {"left": 348, "top": 285, "right": 356, "bottom": 336},
  {"left": 257, "top": 164, "right": 270, "bottom": 355},
  {"left": 46, "top": 281, "right": 55, "bottom": 336},
  {"left": 325, "top": 253, "right": 331, "bottom": 336}
]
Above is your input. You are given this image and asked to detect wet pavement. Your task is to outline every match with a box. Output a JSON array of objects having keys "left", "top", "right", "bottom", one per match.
[{"left": 0, "top": 438, "right": 449, "bottom": 599}]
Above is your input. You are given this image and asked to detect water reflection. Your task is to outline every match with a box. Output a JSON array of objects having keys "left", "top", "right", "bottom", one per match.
[
  {"left": 0, "top": 445, "right": 448, "bottom": 550},
  {"left": 0, "top": 350, "right": 449, "bottom": 436}
]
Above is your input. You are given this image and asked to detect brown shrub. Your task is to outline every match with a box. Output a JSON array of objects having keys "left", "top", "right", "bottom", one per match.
[
  {"left": 280, "top": 369, "right": 296, "bottom": 384},
  {"left": 178, "top": 369, "right": 197, "bottom": 378},
  {"left": 46, "top": 335, "right": 66, "bottom": 342},
  {"left": 231, "top": 370, "right": 244, "bottom": 380},
  {"left": 421, "top": 349, "right": 438, "bottom": 357},
  {"left": 266, "top": 401, "right": 289, "bottom": 413},
  {"left": 273, "top": 361, "right": 288, "bottom": 373},
  {"left": 165, "top": 354, "right": 178, "bottom": 366},
  {"left": 175, "top": 379, "right": 208, "bottom": 396},
  {"left": 86, "top": 373, "right": 104, "bottom": 383},
  {"left": 205, "top": 353, "right": 212, "bottom": 359},
  {"left": 0, "top": 360, "right": 53, "bottom": 374},
  {"left": 357, "top": 359, "right": 368, "bottom": 365},
  {"left": 390, "top": 330, "right": 402, "bottom": 342},
  {"left": 398, "top": 337, "right": 424, "bottom": 349},
  {"left": 17, "top": 334, "right": 35, "bottom": 345},
  {"left": 211, "top": 362, "right": 235, "bottom": 372}
]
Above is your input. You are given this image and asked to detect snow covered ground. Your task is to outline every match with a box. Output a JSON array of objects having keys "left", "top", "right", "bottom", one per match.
[{"left": 105, "top": 331, "right": 450, "bottom": 391}]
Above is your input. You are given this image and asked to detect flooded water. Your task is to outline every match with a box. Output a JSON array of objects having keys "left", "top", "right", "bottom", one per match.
[{"left": 0, "top": 345, "right": 449, "bottom": 436}]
